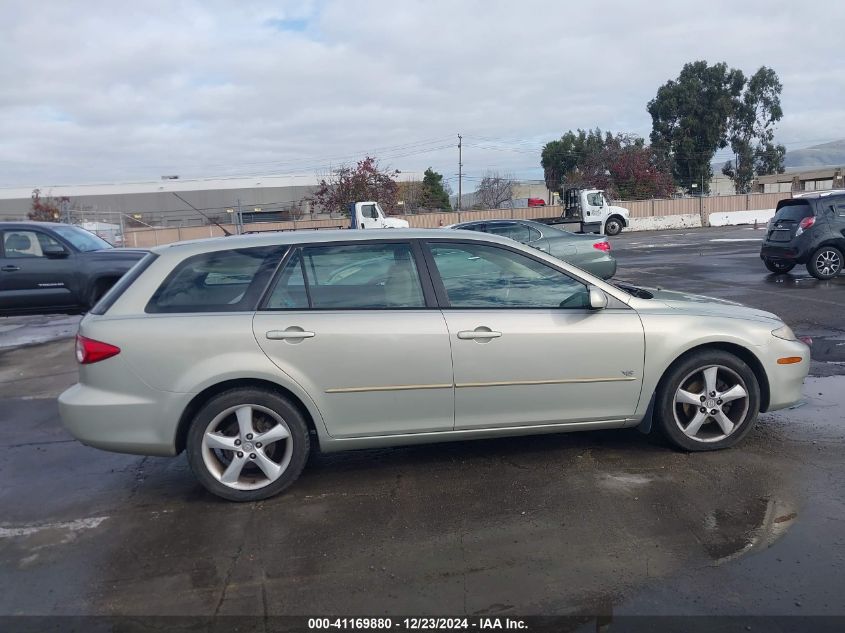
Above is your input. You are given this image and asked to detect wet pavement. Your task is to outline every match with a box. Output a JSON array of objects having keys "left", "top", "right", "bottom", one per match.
[{"left": 0, "top": 225, "right": 844, "bottom": 620}]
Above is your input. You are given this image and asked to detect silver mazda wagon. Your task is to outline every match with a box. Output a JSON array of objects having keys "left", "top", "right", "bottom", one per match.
[{"left": 59, "top": 230, "right": 809, "bottom": 501}]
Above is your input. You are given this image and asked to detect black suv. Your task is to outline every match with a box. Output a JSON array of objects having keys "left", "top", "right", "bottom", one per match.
[
  {"left": 0, "top": 222, "right": 147, "bottom": 315},
  {"left": 760, "top": 191, "right": 845, "bottom": 280}
]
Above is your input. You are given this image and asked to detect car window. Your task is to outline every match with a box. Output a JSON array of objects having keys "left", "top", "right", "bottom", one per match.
[
  {"left": 2, "top": 230, "right": 63, "bottom": 258},
  {"left": 266, "top": 243, "right": 425, "bottom": 309},
  {"left": 429, "top": 242, "right": 589, "bottom": 309},
  {"left": 50, "top": 225, "right": 112, "bottom": 251},
  {"left": 774, "top": 202, "right": 813, "bottom": 221},
  {"left": 146, "top": 246, "right": 283, "bottom": 313},
  {"left": 487, "top": 223, "right": 532, "bottom": 243},
  {"left": 361, "top": 204, "right": 378, "bottom": 219}
]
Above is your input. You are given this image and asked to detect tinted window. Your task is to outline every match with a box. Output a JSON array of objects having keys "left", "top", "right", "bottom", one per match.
[
  {"left": 265, "top": 243, "right": 425, "bottom": 309},
  {"left": 487, "top": 223, "right": 532, "bottom": 242},
  {"left": 429, "top": 242, "right": 588, "bottom": 308},
  {"left": 51, "top": 225, "right": 112, "bottom": 251},
  {"left": 147, "top": 246, "right": 283, "bottom": 313},
  {"left": 2, "top": 230, "right": 63, "bottom": 258},
  {"left": 774, "top": 202, "right": 813, "bottom": 222}
]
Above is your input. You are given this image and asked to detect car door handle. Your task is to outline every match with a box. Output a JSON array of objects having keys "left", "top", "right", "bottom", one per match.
[
  {"left": 457, "top": 329, "right": 502, "bottom": 340},
  {"left": 1, "top": 265, "right": 20, "bottom": 272},
  {"left": 266, "top": 329, "right": 315, "bottom": 340}
]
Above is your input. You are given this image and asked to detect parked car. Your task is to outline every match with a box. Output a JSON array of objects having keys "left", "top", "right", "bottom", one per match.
[
  {"left": 59, "top": 229, "right": 809, "bottom": 501},
  {"left": 760, "top": 191, "right": 845, "bottom": 280},
  {"left": 447, "top": 219, "right": 617, "bottom": 279},
  {"left": 0, "top": 222, "right": 148, "bottom": 315}
]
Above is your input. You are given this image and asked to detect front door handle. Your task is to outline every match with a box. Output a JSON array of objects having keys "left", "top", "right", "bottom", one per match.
[
  {"left": 266, "top": 329, "right": 315, "bottom": 340},
  {"left": 1, "top": 265, "right": 20, "bottom": 272},
  {"left": 457, "top": 329, "right": 502, "bottom": 340}
]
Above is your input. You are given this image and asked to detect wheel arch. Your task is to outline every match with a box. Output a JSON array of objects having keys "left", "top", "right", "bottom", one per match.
[
  {"left": 174, "top": 378, "right": 321, "bottom": 455},
  {"left": 656, "top": 341, "right": 770, "bottom": 412},
  {"left": 604, "top": 214, "right": 627, "bottom": 230}
]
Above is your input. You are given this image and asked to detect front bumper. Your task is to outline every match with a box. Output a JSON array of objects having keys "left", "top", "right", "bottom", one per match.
[{"left": 760, "top": 337, "right": 811, "bottom": 412}]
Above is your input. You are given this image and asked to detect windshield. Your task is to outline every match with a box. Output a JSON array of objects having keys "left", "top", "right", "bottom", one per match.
[
  {"left": 774, "top": 202, "right": 813, "bottom": 222},
  {"left": 51, "top": 225, "right": 113, "bottom": 251}
]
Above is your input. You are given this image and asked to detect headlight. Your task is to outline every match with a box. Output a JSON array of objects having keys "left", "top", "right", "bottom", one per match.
[{"left": 772, "top": 325, "right": 797, "bottom": 341}]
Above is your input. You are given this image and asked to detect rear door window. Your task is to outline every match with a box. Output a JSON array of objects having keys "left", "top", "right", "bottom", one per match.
[
  {"left": 264, "top": 243, "right": 425, "bottom": 309},
  {"left": 146, "top": 246, "right": 284, "bottom": 313}
]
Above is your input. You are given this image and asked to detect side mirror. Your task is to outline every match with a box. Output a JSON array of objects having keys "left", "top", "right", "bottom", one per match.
[
  {"left": 43, "top": 245, "right": 69, "bottom": 259},
  {"left": 588, "top": 286, "right": 608, "bottom": 310}
]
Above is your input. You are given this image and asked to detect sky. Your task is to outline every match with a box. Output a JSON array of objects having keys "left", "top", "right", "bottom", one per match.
[{"left": 1, "top": 0, "right": 843, "bottom": 189}]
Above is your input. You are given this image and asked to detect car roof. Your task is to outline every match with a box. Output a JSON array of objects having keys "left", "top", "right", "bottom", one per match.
[
  {"left": 151, "top": 228, "right": 520, "bottom": 257},
  {"left": 791, "top": 190, "right": 845, "bottom": 200},
  {"left": 0, "top": 221, "right": 75, "bottom": 229}
]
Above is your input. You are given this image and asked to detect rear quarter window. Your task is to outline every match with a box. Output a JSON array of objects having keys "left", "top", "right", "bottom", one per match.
[
  {"left": 90, "top": 252, "right": 158, "bottom": 315},
  {"left": 146, "top": 246, "right": 284, "bottom": 313}
]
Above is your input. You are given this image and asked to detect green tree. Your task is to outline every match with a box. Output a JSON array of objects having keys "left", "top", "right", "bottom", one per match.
[
  {"left": 722, "top": 66, "right": 786, "bottom": 193},
  {"left": 648, "top": 61, "right": 745, "bottom": 194},
  {"left": 419, "top": 168, "right": 451, "bottom": 210},
  {"left": 541, "top": 129, "right": 606, "bottom": 194}
]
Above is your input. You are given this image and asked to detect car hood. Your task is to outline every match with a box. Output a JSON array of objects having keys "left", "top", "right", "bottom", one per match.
[
  {"left": 635, "top": 287, "right": 781, "bottom": 323},
  {"left": 84, "top": 248, "right": 149, "bottom": 260},
  {"left": 609, "top": 205, "right": 629, "bottom": 216},
  {"left": 383, "top": 217, "right": 410, "bottom": 228}
]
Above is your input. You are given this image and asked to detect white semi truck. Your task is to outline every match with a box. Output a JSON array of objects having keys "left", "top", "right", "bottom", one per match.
[{"left": 348, "top": 201, "right": 410, "bottom": 229}]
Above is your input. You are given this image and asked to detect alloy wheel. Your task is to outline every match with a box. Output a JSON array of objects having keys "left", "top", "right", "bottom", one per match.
[
  {"left": 201, "top": 404, "right": 293, "bottom": 491},
  {"left": 673, "top": 365, "right": 750, "bottom": 443},
  {"left": 815, "top": 249, "right": 842, "bottom": 277}
]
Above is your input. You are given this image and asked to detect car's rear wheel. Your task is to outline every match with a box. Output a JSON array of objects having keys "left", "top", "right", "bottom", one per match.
[
  {"left": 186, "top": 388, "right": 310, "bottom": 501},
  {"left": 654, "top": 350, "right": 760, "bottom": 451},
  {"left": 806, "top": 246, "right": 842, "bottom": 280},
  {"left": 604, "top": 217, "right": 623, "bottom": 236},
  {"left": 763, "top": 258, "right": 795, "bottom": 274}
]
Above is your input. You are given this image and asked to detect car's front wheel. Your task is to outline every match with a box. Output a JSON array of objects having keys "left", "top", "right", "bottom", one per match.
[
  {"left": 654, "top": 350, "right": 760, "bottom": 451},
  {"left": 806, "top": 246, "right": 842, "bottom": 280},
  {"left": 763, "top": 258, "right": 795, "bottom": 274},
  {"left": 186, "top": 387, "right": 310, "bottom": 501}
]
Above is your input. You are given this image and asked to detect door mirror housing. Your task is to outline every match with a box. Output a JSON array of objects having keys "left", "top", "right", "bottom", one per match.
[
  {"left": 588, "top": 286, "right": 608, "bottom": 310},
  {"left": 43, "top": 245, "right": 69, "bottom": 259}
]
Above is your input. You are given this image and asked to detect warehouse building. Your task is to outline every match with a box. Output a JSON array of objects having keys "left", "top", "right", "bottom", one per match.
[{"left": 0, "top": 175, "right": 319, "bottom": 226}]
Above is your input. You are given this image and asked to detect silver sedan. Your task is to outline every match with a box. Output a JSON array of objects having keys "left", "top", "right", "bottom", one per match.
[
  {"left": 448, "top": 219, "right": 617, "bottom": 279},
  {"left": 59, "top": 229, "right": 809, "bottom": 501}
]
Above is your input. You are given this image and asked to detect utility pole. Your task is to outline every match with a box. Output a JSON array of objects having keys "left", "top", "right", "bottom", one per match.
[
  {"left": 236, "top": 199, "right": 243, "bottom": 235},
  {"left": 457, "top": 133, "right": 463, "bottom": 211}
]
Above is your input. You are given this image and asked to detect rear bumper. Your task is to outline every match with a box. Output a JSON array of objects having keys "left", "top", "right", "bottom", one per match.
[{"left": 58, "top": 383, "right": 187, "bottom": 456}]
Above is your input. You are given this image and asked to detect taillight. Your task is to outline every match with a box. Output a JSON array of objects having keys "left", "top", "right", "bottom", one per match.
[
  {"left": 593, "top": 241, "right": 611, "bottom": 252},
  {"left": 75, "top": 335, "right": 121, "bottom": 365},
  {"left": 796, "top": 216, "right": 816, "bottom": 236}
]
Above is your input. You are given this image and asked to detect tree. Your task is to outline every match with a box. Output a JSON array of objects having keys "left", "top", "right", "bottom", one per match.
[
  {"left": 419, "top": 168, "right": 451, "bottom": 211},
  {"left": 475, "top": 171, "right": 514, "bottom": 209},
  {"left": 310, "top": 157, "right": 400, "bottom": 214},
  {"left": 648, "top": 61, "right": 746, "bottom": 194},
  {"left": 540, "top": 131, "right": 674, "bottom": 200},
  {"left": 541, "top": 129, "right": 606, "bottom": 194},
  {"left": 29, "top": 189, "right": 68, "bottom": 222},
  {"left": 722, "top": 66, "right": 786, "bottom": 193}
]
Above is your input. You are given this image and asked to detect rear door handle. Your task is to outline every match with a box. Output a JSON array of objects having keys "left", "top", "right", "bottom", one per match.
[
  {"left": 1, "top": 265, "right": 20, "bottom": 272},
  {"left": 266, "top": 329, "right": 315, "bottom": 340},
  {"left": 457, "top": 329, "right": 502, "bottom": 340}
]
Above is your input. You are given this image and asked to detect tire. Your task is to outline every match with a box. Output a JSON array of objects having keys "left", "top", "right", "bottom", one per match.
[
  {"left": 806, "top": 246, "right": 843, "bottom": 280},
  {"left": 604, "top": 216, "right": 623, "bottom": 236},
  {"left": 763, "top": 258, "right": 795, "bottom": 274},
  {"left": 186, "top": 387, "right": 311, "bottom": 501},
  {"left": 654, "top": 350, "right": 760, "bottom": 452}
]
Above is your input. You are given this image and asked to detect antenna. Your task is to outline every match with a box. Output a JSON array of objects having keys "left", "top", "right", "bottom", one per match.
[{"left": 171, "top": 192, "right": 232, "bottom": 237}]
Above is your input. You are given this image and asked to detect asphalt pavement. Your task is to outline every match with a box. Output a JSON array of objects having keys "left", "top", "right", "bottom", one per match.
[{"left": 0, "top": 225, "right": 843, "bottom": 622}]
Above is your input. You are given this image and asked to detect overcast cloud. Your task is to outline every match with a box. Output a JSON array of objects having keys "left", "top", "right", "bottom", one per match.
[{"left": 1, "top": 0, "right": 843, "bottom": 188}]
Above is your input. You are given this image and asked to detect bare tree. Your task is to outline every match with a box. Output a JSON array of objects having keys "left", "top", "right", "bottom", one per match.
[{"left": 475, "top": 171, "right": 515, "bottom": 209}]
